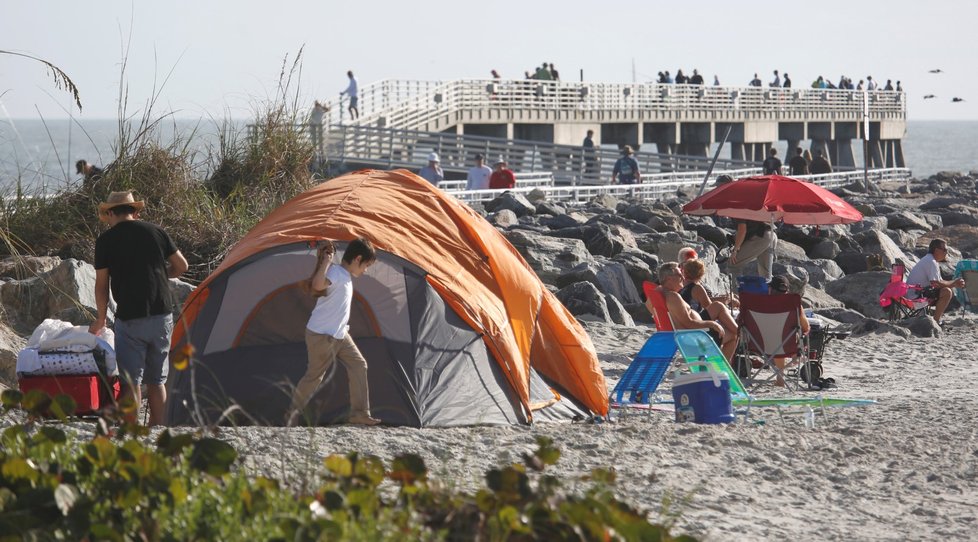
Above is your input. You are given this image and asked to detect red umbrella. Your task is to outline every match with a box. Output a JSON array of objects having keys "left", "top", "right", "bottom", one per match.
[{"left": 682, "top": 175, "right": 863, "bottom": 225}]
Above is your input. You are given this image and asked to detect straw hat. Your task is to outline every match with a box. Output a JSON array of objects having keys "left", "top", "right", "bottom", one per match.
[{"left": 98, "top": 191, "right": 145, "bottom": 219}]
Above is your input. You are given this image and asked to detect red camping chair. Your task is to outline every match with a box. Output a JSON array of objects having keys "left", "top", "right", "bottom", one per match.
[
  {"left": 879, "top": 263, "right": 933, "bottom": 322},
  {"left": 643, "top": 281, "right": 674, "bottom": 331},
  {"left": 736, "top": 292, "right": 809, "bottom": 390}
]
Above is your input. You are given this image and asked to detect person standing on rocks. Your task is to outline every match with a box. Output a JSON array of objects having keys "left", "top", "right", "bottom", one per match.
[
  {"left": 76, "top": 159, "right": 104, "bottom": 189},
  {"left": 730, "top": 218, "right": 777, "bottom": 282},
  {"left": 89, "top": 191, "right": 188, "bottom": 426},
  {"left": 906, "top": 238, "right": 965, "bottom": 328},
  {"left": 287, "top": 238, "right": 381, "bottom": 426}
]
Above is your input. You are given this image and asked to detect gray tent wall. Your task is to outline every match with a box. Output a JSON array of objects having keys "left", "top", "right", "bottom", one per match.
[{"left": 166, "top": 242, "right": 586, "bottom": 427}]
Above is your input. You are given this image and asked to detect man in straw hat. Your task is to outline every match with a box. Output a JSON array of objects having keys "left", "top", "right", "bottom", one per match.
[
  {"left": 488, "top": 156, "right": 516, "bottom": 189},
  {"left": 89, "top": 191, "right": 188, "bottom": 426}
]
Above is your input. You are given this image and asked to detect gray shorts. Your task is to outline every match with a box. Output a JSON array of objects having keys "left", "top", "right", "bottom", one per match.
[{"left": 115, "top": 313, "right": 173, "bottom": 386}]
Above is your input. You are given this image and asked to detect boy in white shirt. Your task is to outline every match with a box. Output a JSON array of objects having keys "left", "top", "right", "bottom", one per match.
[{"left": 287, "top": 238, "right": 381, "bottom": 426}]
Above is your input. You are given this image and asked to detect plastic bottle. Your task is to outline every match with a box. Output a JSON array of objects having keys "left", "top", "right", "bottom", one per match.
[{"left": 803, "top": 406, "right": 816, "bottom": 429}]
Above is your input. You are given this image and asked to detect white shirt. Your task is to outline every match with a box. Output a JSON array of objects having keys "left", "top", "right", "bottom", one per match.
[
  {"left": 466, "top": 165, "right": 492, "bottom": 190},
  {"left": 306, "top": 264, "right": 353, "bottom": 339},
  {"left": 906, "top": 253, "right": 939, "bottom": 298},
  {"left": 343, "top": 77, "right": 359, "bottom": 98}
]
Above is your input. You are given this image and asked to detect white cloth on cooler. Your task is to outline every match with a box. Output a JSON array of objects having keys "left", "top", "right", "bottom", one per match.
[{"left": 17, "top": 319, "right": 118, "bottom": 376}]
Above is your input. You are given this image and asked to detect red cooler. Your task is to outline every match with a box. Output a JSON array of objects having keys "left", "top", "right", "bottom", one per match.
[{"left": 18, "top": 374, "right": 120, "bottom": 415}]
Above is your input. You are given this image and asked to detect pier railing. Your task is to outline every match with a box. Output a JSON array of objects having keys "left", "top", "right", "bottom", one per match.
[
  {"left": 319, "top": 79, "right": 907, "bottom": 132},
  {"left": 443, "top": 167, "right": 913, "bottom": 204}
]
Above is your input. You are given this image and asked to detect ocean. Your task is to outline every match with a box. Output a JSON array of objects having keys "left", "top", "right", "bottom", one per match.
[{"left": 1, "top": 118, "right": 976, "bottom": 193}]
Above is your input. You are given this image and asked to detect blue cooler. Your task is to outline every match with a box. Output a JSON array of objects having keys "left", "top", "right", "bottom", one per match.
[
  {"left": 737, "top": 275, "right": 769, "bottom": 295},
  {"left": 672, "top": 364, "right": 735, "bottom": 424}
]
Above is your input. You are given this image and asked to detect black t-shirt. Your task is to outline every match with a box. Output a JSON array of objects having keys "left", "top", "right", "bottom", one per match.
[
  {"left": 762, "top": 157, "right": 782, "bottom": 175},
  {"left": 788, "top": 155, "right": 809, "bottom": 175},
  {"left": 738, "top": 219, "right": 772, "bottom": 240},
  {"left": 94, "top": 220, "right": 178, "bottom": 320}
]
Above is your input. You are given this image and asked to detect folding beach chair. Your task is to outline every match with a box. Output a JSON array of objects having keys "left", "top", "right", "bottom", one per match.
[
  {"left": 953, "top": 260, "right": 978, "bottom": 313},
  {"left": 878, "top": 263, "right": 933, "bottom": 322},
  {"left": 608, "top": 282, "right": 749, "bottom": 420},
  {"left": 736, "top": 291, "right": 809, "bottom": 390}
]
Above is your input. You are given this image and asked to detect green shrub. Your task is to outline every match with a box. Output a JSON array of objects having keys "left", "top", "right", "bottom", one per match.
[{"left": 0, "top": 389, "right": 697, "bottom": 542}]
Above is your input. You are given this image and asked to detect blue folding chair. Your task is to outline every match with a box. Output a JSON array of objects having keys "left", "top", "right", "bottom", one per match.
[{"left": 953, "top": 260, "right": 978, "bottom": 313}]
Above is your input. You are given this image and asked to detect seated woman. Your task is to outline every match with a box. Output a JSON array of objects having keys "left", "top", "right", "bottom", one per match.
[
  {"left": 769, "top": 275, "right": 810, "bottom": 387},
  {"left": 679, "top": 259, "right": 739, "bottom": 362},
  {"left": 655, "top": 262, "right": 735, "bottom": 362}
]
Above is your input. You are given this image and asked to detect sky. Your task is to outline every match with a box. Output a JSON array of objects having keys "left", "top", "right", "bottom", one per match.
[{"left": 2, "top": 0, "right": 977, "bottom": 121}]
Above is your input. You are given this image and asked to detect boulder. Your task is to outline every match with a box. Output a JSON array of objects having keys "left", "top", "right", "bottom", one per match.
[
  {"left": 484, "top": 192, "right": 536, "bottom": 217},
  {"left": 834, "top": 230, "right": 914, "bottom": 275},
  {"left": 612, "top": 250, "right": 657, "bottom": 294},
  {"left": 526, "top": 188, "right": 548, "bottom": 203},
  {"left": 625, "top": 302, "right": 654, "bottom": 325},
  {"left": 814, "top": 307, "right": 867, "bottom": 324},
  {"left": 588, "top": 213, "right": 655, "bottom": 234},
  {"left": 933, "top": 207, "right": 978, "bottom": 227},
  {"left": 169, "top": 279, "right": 195, "bottom": 315},
  {"left": 539, "top": 212, "right": 586, "bottom": 230},
  {"left": 884, "top": 211, "right": 931, "bottom": 231},
  {"left": 555, "top": 281, "right": 612, "bottom": 323},
  {"left": 504, "top": 230, "right": 594, "bottom": 284},
  {"left": 589, "top": 194, "right": 620, "bottom": 211},
  {"left": 0, "top": 256, "right": 62, "bottom": 280},
  {"left": 917, "top": 225, "right": 978, "bottom": 258},
  {"left": 489, "top": 209, "right": 519, "bottom": 228},
  {"left": 824, "top": 271, "right": 891, "bottom": 319},
  {"left": 604, "top": 294, "right": 635, "bottom": 326},
  {"left": 801, "top": 286, "right": 845, "bottom": 310},
  {"left": 555, "top": 260, "right": 641, "bottom": 305},
  {"left": 849, "top": 216, "right": 888, "bottom": 233},
  {"left": 896, "top": 315, "right": 942, "bottom": 338},
  {"left": 534, "top": 201, "right": 566, "bottom": 216},
  {"left": 689, "top": 223, "right": 730, "bottom": 248},
  {"left": 808, "top": 239, "right": 841, "bottom": 260},
  {"left": 0, "top": 259, "right": 99, "bottom": 334},
  {"left": 0, "top": 322, "right": 25, "bottom": 387},
  {"left": 547, "top": 223, "right": 635, "bottom": 258},
  {"left": 885, "top": 229, "right": 920, "bottom": 250},
  {"left": 848, "top": 318, "right": 912, "bottom": 339}
]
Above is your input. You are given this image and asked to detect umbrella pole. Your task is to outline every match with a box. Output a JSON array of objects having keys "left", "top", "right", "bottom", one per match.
[{"left": 695, "top": 124, "right": 734, "bottom": 198}]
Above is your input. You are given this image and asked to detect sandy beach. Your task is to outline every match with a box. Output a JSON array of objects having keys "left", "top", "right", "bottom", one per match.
[{"left": 195, "top": 313, "right": 978, "bottom": 541}]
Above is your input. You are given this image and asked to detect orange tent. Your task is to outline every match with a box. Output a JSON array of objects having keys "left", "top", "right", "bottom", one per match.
[{"left": 168, "top": 169, "right": 607, "bottom": 426}]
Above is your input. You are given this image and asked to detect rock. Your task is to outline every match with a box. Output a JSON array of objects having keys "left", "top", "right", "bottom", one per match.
[
  {"left": 0, "top": 259, "right": 99, "bottom": 334},
  {"left": 0, "top": 256, "right": 61, "bottom": 280},
  {"left": 504, "top": 230, "right": 594, "bottom": 284},
  {"left": 774, "top": 259, "right": 843, "bottom": 290},
  {"left": 539, "top": 212, "right": 586, "bottom": 230},
  {"left": 56, "top": 240, "right": 95, "bottom": 263},
  {"left": 604, "top": 294, "right": 635, "bottom": 326},
  {"left": 917, "top": 225, "right": 978, "bottom": 258},
  {"left": 555, "top": 281, "right": 611, "bottom": 323},
  {"left": 802, "top": 286, "right": 845, "bottom": 310},
  {"left": 484, "top": 192, "right": 536, "bottom": 217},
  {"left": 885, "top": 211, "right": 931, "bottom": 231},
  {"left": 612, "top": 250, "right": 657, "bottom": 294},
  {"left": 896, "top": 315, "right": 942, "bottom": 338},
  {"left": 634, "top": 231, "right": 699, "bottom": 264},
  {"left": 814, "top": 307, "right": 867, "bottom": 324},
  {"left": 588, "top": 213, "right": 655, "bottom": 234},
  {"left": 0, "top": 322, "right": 25, "bottom": 387},
  {"left": 534, "top": 201, "right": 565, "bottom": 216},
  {"left": 809, "top": 239, "right": 841, "bottom": 260},
  {"left": 169, "top": 279, "right": 195, "bottom": 314},
  {"left": 774, "top": 240, "right": 808, "bottom": 262},
  {"left": 490, "top": 209, "right": 519, "bottom": 228},
  {"left": 849, "top": 216, "right": 888, "bottom": 233},
  {"left": 848, "top": 318, "right": 912, "bottom": 339},
  {"left": 589, "top": 194, "right": 619, "bottom": 211},
  {"left": 934, "top": 207, "right": 978, "bottom": 227},
  {"left": 547, "top": 223, "right": 634, "bottom": 258},
  {"left": 834, "top": 230, "right": 913, "bottom": 275},
  {"left": 824, "top": 271, "right": 891, "bottom": 319},
  {"left": 690, "top": 223, "right": 731, "bottom": 248},
  {"left": 555, "top": 260, "right": 641, "bottom": 305},
  {"left": 624, "top": 302, "right": 654, "bottom": 325},
  {"left": 526, "top": 188, "right": 547, "bottom": 203}
]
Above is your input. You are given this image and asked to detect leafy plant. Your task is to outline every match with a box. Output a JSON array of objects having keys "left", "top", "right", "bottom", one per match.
[{"left": 0, "top": 389, "right": 697, "bottom": 541}]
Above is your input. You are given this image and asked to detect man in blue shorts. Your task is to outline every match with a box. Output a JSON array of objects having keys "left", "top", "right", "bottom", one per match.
[{"left": 89, "top": 191, "right": 188, "bottom": 425}]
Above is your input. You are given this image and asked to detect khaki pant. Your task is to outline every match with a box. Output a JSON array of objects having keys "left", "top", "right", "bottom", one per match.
[{"left": 290, "top": 330, "right": 371, "bottom": 417}]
